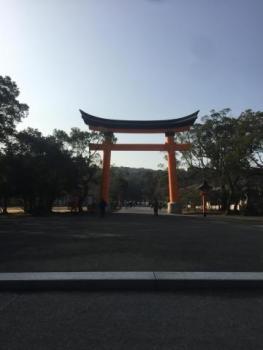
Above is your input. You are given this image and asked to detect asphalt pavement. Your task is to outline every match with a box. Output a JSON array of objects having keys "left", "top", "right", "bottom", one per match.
[
  {"left": 1, "top": 289, "right": 263, "bottom": 350},
  {"left": 0, "top": 208, "right": 262, "bottom": 272},
  {"left": 1, "top": 209, "right": 263, "bottom": 349}
]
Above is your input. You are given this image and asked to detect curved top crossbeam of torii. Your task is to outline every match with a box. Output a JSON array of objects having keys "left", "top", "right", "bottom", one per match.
[{"left": 80, "top": 109, "right": 199, "bottom": 133}]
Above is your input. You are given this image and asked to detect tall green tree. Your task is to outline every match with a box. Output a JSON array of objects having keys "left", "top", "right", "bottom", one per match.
[
  {"left": 53, "top": 128, "right": 104, "bottom": 212},
  {"left": 0, "top": 76, "right": 29, "bottom": 213},
  {"left": 9, "top": 128, "right": 75, "bottom": 214},
  {"left": 0, "top": 76, "right": 28, "bottom": 143},
  {"left": 178, "top": 109, "right": 263, "bottom": 213}
]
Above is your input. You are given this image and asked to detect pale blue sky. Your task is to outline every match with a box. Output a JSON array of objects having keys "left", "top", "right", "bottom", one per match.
[{"left": 1, "top": 0, "right": 263, "bottom": 168}]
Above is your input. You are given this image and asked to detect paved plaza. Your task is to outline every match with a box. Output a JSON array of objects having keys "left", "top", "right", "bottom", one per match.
[
  {"left": 1, "top": 289, "right": 263, "bottom": 350},
  {"left": 0, "top": 208, "right": 262, "bottom": 272},
  {"left": 1, "top": 208, "right": 263, "bottom": 349}
]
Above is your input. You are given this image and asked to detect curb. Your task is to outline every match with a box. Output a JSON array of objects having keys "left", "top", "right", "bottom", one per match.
[
  {"left": 1, "top": 272, "right": 263, "bottom": 290},
  {"left": 0, "top": 272, "right": 155, "bottom": 290}
]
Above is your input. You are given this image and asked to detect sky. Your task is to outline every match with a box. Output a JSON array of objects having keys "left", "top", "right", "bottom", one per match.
[{"left": 1, "top": 0, "right": 263, "bottom": 169}]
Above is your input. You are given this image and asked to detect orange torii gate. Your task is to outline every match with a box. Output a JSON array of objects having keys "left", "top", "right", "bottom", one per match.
[{"left": 80, "top": 110, "right": 198, "bottom": 213}]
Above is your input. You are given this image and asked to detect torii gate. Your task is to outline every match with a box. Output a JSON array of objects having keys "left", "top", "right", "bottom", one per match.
[{"left": 80, "top": 110, "right": 198, "bottom": 213}]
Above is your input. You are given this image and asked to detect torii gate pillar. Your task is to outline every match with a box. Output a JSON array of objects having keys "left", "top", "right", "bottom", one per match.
[
  {"left": 166, "top": 133, "right": 181, "bottom": 213},
  {"left": 101, "top": 133, "right": 112, "bottom": 204}
]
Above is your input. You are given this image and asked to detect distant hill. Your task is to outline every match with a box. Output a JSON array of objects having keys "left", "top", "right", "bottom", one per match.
[{"left": 109, "top": 165, "right": 203, "bottom": 205}]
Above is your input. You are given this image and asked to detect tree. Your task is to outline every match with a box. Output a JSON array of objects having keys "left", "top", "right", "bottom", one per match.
[
  {"left": 0, "top": 76, "right": 28, "bottom": 143},
  {"left": 0, "top": 76, "right": 29, "bottom": 213},
  {"left": 8, "top": 128, "right": 75, "bottom": 214},
  {"left": 179, "top": 109, "right": 263, "bottom": 213},
  {"left": 109, "top": 166, "right": 168, "bottom": 205},
  {"left": 238, "top": 110, "right": 263, "bottom": 169},
  {"left": 53, "top": 128, "right": 104, "bottom": 212}
]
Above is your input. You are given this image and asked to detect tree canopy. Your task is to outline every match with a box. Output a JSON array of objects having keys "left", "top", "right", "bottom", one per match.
[
  {"left": 0, "top": 76, "right": 29, "bottom": 142},
  {"left": 178, "top": 109, "right": 263, "bottom": 214}
]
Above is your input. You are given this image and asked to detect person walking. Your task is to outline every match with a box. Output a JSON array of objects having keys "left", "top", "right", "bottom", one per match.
[
  {"left": 99, "top": 199, "right": 107, "bottom": 217},
  {"left": 153, "top": 199, "right": 159, "bottom": 216}
]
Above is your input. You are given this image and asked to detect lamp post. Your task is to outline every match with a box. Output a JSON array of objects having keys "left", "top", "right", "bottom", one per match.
[{"left": 199, "top": 180, "right": 211, "bottom": 217}]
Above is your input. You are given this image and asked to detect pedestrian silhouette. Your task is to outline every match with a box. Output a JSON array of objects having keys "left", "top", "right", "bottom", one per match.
[
  {"left": 153, "top": 199, "right": 159, "bottom": 216},
  {"left": 99, "top": 199, "right": 107, "bottom": 217}
]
